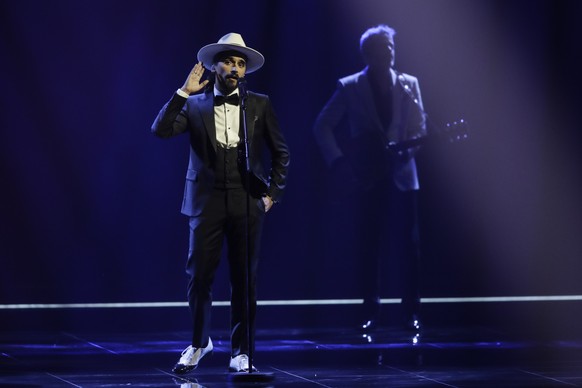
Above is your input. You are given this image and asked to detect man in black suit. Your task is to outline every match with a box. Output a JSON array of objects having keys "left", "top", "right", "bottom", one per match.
[
  {"left": 152, "top": 33, "right": 290, "bottom": 374},
  {"left": 313, "top": 25, "right": 425, "bottom": 332}
]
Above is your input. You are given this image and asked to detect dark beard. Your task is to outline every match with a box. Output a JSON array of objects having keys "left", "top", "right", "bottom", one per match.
[{"left": 216, "top": 74, "right": 238, "bottom": 95}]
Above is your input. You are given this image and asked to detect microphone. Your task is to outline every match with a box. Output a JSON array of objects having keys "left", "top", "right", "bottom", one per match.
[
  {"left": 238, "top": 77, "right": 248, "bottom": 98},
  {"left": 237, "top": 77, "right": 248, "bottom": 109}
]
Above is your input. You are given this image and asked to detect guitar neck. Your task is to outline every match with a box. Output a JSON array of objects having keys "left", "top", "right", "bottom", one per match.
[
  {"left": 388, "top": 136, "right": 427, "bottom": 152},
  {"left": 387, "top": 120, "right": 469, "bottom": 153}
]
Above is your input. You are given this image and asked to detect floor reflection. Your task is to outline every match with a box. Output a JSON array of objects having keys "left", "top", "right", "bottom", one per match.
[{"left": 1, "top": 324, "right": 582, "bottom": 386}]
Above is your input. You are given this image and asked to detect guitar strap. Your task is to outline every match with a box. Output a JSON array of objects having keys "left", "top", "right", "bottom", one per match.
[
  {"left": 395, "top": 71, "right": 428, "bottom": 122},
  {"left": 395, "top": 70, "right": 437, "bottom": 136}
]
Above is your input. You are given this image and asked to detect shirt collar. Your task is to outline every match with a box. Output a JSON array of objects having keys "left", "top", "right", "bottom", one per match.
[{"left": 214, "top": 86, "right": 239, "bottom": 97}]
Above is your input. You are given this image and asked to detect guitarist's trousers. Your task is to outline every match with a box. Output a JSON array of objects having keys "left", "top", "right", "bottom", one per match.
[{"left": 355, "top": 176, "right": 421, "bottom": 320}]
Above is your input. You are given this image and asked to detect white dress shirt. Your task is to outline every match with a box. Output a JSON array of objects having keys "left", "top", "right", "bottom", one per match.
[
  {"left": 176, "top": 87, "right": 241, "bottom": 148},
  {"left": 213, "top": 86, "right": 240, "bottom": 148}
]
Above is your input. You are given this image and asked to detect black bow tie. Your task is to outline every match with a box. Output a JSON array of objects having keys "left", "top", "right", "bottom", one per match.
[{"left": 214, "top": 94, "right": 240, "bottom": 106}]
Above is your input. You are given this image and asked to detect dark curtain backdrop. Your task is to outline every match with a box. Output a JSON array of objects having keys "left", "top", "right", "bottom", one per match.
[{"left": 1, "top": 0, "right": 581, "bottom": 308}]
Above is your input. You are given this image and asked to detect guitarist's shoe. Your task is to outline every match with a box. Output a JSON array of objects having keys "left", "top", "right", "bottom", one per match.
[
  {"left": 359, "top": 297, "right": 381, "bottom": 331},
  {"left": 361, "top": 318, "right": 377, "bottom": 331},
  {"left": 405, "top": 314, "right": 422, "bottom": 332}
]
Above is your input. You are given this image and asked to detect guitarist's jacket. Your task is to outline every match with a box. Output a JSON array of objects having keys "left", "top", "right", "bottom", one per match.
[{"left": 314, "top": 67, "right": 427, "bottom": 192}]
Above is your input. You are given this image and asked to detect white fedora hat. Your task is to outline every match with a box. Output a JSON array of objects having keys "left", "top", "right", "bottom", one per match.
[{"left": 197, "top": 33, "right": 265, "bottom": 74}]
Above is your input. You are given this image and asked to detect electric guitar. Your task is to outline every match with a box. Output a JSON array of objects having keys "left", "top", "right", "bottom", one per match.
[{"left": 387, "top": 119, "right": 469, "bottom": 153}]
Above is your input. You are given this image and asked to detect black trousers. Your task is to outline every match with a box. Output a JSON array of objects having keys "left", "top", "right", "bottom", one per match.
[
  {"left": 186, "top": 187, "right": 265, "bottom": 356},
  {"left": 355, "top": 177, "right": 421, "bottom": 319}
]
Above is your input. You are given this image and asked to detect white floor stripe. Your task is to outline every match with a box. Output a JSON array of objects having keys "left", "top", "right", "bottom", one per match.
[{"left": 0, "top": 295, "right": 581, "bottom": 309}]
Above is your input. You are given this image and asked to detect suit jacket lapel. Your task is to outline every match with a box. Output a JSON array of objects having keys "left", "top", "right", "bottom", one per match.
[
  {"left": 355, "top": 71, "right": 384, "bottom": 132},
  {"left": 198, "top": 92, "right": 217, "bottom": 151},
  {"left": 243, "top": 95, "right": 256, "bottom": 145}
]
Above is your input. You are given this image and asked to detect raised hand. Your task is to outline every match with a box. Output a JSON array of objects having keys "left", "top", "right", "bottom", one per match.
[{"left": 180, "top": 62, "right": 209, "bottom": 95}]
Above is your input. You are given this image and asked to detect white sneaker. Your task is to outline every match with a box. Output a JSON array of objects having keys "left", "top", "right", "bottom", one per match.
[
  {"left": 229, "top": 354, "right": 258, "bottom": 372},
  {"left": 172, "top": 338, "right": 213, "bottom": 374}
]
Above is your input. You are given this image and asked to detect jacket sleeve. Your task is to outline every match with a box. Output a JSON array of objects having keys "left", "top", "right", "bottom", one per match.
[
  {"left": 312, "top": 82, "right": 348, "bottom": 167},
  {"left": 262, "top": 96, "right": 290, "bottom": 202},
  {"left": 151, "top": 93, "right": 189, "bottom": 138}
]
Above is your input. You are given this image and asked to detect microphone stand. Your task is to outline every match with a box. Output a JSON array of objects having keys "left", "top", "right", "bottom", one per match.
[{"left": 228, "top": 78, "right": 274, "bottom": 383}]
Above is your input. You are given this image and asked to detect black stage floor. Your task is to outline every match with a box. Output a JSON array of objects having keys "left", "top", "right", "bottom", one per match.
[
  {"left": 2, "top": 304, "right": 582, "bottom": 387},
  {"left": 2, "top": 327, "right": 582, "bottom": 387}
]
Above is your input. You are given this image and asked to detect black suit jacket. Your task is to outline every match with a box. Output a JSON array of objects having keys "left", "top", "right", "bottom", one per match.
[
  {"left": 152, "top": 90, "right": 290, "bottom": 216},
  {"left": 313, "top": 68, "right": 426, "bottom": 191}
]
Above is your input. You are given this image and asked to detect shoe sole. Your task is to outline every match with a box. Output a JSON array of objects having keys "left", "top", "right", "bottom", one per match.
[{"left": 172, "top": 350, "right": 213, "bottom": 374}]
